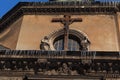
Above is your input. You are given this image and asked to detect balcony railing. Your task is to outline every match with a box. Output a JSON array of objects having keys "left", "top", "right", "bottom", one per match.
[{"left": 0, "top": 50, "right": 119, "bottom": 78}]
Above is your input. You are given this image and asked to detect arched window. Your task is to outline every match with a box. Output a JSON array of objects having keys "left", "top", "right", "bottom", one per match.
[{"left": 40, "top": 29, "right": 90, "bottom": 51}]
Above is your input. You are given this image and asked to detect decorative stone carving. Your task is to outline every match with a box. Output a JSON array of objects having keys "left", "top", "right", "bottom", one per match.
[
  {"left": 40, "top": 36, "right": 50, "bottom": 50},
  {"left": 0, "top": 59, "right": 119, "bottom": 77},
  {"left": 40, "top": 29, "right": 90, "bottom": 51},
  {"left": 81, "top": 37, "right": 91, "bottom": 51}
]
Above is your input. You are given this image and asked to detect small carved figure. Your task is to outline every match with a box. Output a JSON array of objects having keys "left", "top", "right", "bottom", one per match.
[
  {"left": 81, "top": 37, "right": 90, "bottom": 50},
  {"left": 40, "top": 36, "right": 50, "bottom": 50}
]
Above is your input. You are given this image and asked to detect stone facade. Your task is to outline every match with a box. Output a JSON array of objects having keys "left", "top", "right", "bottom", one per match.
[
  {"left": 0, "top": 1, "right": 120, "bottom": 80},
  {"left": 0, "top": 14, "right": 119, "bottom": 51}
]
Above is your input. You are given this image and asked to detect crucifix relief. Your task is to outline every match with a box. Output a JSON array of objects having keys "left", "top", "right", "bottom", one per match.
[{"left": 52, "top": 15, "right": 82, "bottom": 50}]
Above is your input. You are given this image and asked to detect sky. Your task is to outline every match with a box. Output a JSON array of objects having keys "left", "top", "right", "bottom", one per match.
[{"left": 0, "top": 0, "right": 120, "bottom": 18}]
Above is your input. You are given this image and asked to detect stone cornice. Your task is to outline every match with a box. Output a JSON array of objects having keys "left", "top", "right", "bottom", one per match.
[{"left": 0, "top": 1, "right": 120, "bottom": 32}]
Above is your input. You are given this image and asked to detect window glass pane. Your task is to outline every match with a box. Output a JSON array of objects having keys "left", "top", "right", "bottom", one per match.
[{"left": 54, "top": 35, "right": 80, "bottom": 51}]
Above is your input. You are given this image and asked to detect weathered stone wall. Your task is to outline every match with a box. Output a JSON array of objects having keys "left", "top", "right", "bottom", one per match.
[
  {"left": 71, "top": 15, "right": 119, "bottom": 51},
  {"left": 0, "top": 17, "right": 23, "bottom": 49},
  {"left": 16, "top": 14, "right": 119, "bottom": 51},
  {"left": 116, "top": 12, "right": 120, "bottom": 50}
]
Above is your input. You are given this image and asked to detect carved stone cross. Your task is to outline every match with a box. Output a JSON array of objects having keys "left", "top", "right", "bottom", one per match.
[{"left": 52, "top": 15, "right": 82, "bottom": 50}]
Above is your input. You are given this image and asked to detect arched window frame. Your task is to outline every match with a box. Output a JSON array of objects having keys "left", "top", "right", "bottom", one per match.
[{"left": 40, "top": 29, "right": 90, "bottom": 51}]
